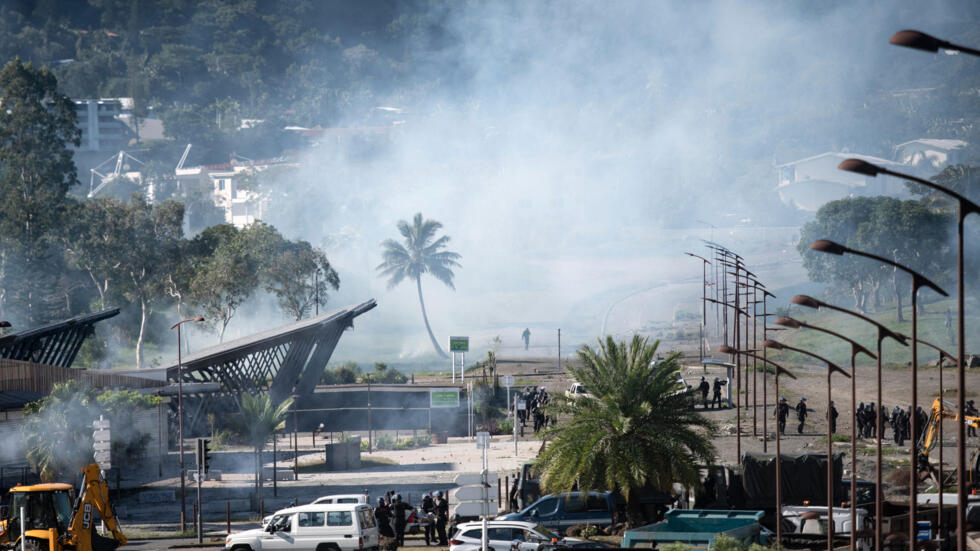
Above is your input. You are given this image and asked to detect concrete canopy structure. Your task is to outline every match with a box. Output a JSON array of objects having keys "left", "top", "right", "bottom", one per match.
[
  {"left": 164, "top": 299, "right": 376, "bottom": 433},
  {"left": 776, "top": 152, "right": 909, "bottom": 212},
  {"left": 0, "top": 308, "right": 120, "bottom": 368}
]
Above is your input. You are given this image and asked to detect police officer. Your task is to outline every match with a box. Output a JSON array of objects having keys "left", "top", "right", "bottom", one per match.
[
  {"left": 392, "top": 494, "right": 412, "bottom": 546},
  {"left": 795, "top": 397, "right": 810, "bottom": 434},
  {"left": 375, "top": 497, "right": 395, "bottom": 539},
  {"left": 775, "top": 397, "right": 790, "bottom": 435},
  {"left": 698, "top": 377, "right": 710, "bottom": 407},
  {"left": 967, "top": 400, "right": 978, "bottom": 437},
  {"left": 420, "top": 492, "right": 435, "bottom": 545},
  {"left": 712, "top": 377, "right": 726, "bottom": 409},
  {"left": 435, "top": 490, "right": 449, "bottom": 545},
  {"left": 828, "top": 401, "right": 838, "bottom": 434}
]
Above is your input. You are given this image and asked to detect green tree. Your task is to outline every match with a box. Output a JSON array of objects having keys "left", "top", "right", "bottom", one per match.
[
  {"left": 261, "top": 238, "right": 340, "bottom": 321},
  {"left": 0, "top": 58, "right": 80, "bottom": 325},
  {"left": 112, "top": 196, "right": 185, "bottom": 368},
  {"left": 377, "top": 213, "right": 461, "bottom": 359},
  {"left": 23, "top": 381, "right": 160, "bottom": 481},
  {"left": 186, "top": 224, "right": 259, "bottom": 341},
  {"left": 798, "top": 196, "right": 951, "bottom": 316},
  {"left": 536, "top": 335, "right": 716, "bottom": 526},
  {"left": 237, "top": 393, "right": 293, "bottom": 500}
]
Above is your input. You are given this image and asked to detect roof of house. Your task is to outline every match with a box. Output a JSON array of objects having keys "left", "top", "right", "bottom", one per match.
[
  {"left": 777, "top": 151, "right": 904, "bottom": 169},
  {"left": 894, "top": 139, "right": 968, "bottom": 151}
]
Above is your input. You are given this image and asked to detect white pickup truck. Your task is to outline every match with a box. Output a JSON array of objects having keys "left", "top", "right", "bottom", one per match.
[
  {"left": 565, "top": 382, "right": 590, "bottom": 399},
  {"left": 227, "top": 503, "right": 379, "bottom": 551}
]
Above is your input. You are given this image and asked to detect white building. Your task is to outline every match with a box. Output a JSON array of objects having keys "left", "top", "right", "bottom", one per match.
[
  {"left": 893, "top": 139, "right": 968, "bottom": 175},
  {"left": 73, "top": 98, "right": 134, "bottom": 152},
  {"left": 176, "top": 158, "right": 293, "bottom": 228},
  {"left": 776, "top": 152, "right": 911, "bottom": 212}
]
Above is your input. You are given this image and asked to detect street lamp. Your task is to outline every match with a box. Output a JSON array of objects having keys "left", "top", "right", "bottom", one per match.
[
  {"left": 764, "top": 339, "right": 850, "bottom": 551},
  {"left": 774, "top": 317, "right": 874, "bottom": 551},
  {"left": 889, "top": 30, "right": 980, "bottom": 57},
  {"left": 838, "top": 158, "right": 980, "bottom": 551},
  {"left": 170, "top": 315, "right": 205, "bottom": 532},
  {"left": 791, "top": 295, "right": 907, "bottom": 551},
  {"left": 685, "top": 252, "right": 712, "bottom": 362},
  {"left": 901, "top": 334, "right": 958, "bottom": 539},
  {"left": 810, "top": 238, "right": 948, "bottom": 546},
  {"left": 705, "top": 297, "right": 749, "bottom": 459},
  {"left": 719, "top": 344, "right": 797, "bottom": 546}
]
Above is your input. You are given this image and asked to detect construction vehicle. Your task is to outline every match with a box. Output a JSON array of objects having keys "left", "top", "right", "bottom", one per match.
[
  {"left": 917, "top": 397, "right": 980, "bottom": 489},
  {"left": 0, "top": 463, "right": 126, "bottom": 551}
]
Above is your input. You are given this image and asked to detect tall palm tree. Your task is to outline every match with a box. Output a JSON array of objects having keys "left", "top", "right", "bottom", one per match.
[
  {"left": 377, "top": 213, "right": 461, "bottom": 359},
  {"left": 238, "top": 393, "right": 294, "bottom": 499},
  {"left": 537, "top": 335, "right": 716, "bottom": 526}
]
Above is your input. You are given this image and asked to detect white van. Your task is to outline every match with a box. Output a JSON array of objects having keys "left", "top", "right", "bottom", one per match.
[{"left": 227, "top": 503, "right": 379, "bottom": 551}]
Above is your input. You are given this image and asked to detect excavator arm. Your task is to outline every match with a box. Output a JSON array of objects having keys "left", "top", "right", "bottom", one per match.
[
  {"left": 918, "top": 398, "right": 980, "bottom": 489},
  {"left": 65, "top": 464, "right": 126, "bottom": 551}
]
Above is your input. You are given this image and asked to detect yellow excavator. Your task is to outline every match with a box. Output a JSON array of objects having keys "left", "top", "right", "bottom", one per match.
[
  {"left": 918, "top": 397, "right": 980, "bottom": 489},
  {"left": 0, "top": 463, "right": 126, "bottom": 551}
]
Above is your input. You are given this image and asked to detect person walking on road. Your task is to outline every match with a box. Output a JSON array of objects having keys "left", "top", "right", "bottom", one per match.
[
  {"left": 967, "top": 400, "right": 979, "bottom": 437},
  {"left": 522, "top": 328, "right": 531, "bottom": 350},
  {"left": 698, "top": 377, "right": 710, "bottom": 407}
]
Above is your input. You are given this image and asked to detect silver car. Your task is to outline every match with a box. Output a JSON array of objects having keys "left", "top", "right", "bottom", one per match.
[{"left": 450, "top": 520, "right": 566, "bottom": 551}]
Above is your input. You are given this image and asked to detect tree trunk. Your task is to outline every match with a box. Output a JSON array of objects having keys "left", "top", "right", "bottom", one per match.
[
  {"left": 416, "top": 277, "right": 448, "bottom": 359},
  {"left": 136, "top": 297, "right": 148, "bottom": 369}
]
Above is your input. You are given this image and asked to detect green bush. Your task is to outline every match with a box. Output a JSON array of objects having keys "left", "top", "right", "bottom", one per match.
[
  {"left": 661, "top": 543, "right": 693, "bottom": 551},
  {"left": 374, "top": 433, "right": 396, "bottom": 450},
  {"left": 499, "top": 419, "right": 514, "bottom": 434}
]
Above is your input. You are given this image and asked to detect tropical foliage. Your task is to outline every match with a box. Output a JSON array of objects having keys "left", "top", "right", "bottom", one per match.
[
  {"left": 23, "top": 381, "right": 161, "bottom": 481},
  {"left": 236, "top": 393, "right": 293, "bottom": 498},
  {"left": 377, "top": 213, "right": 461, "bottom": 358},
  {"left": 537, "top": 335, "right": 716, "bottom": 525}
]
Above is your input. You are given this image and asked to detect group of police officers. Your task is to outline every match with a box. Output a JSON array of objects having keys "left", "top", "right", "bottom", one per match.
[{"left": 373, "top": 490, "right": 449, "bottom": 548}]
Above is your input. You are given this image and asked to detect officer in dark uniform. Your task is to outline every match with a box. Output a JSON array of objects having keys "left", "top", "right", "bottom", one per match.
[
  {"left": 392, "top": 494, "right": 412, "bottom": 546},
  {"left": 795, "top": 397, "right": 811, "bottom": 434},
  {"left": 420, "top": 492, "right": 435, "bottom": 545},
  {"left": 967, "top": 400, "right": 979, "bottom": 437},
  {"left": 828, "top": 401, "right": 838, "bottom": 434},
  {"left": 712, "top": 377, "right": 726, "bottom": 409},
  {"left": 375, "top": 497, "right": 395, "bottom": 539},
  {"left": 435, "top": 490, "right": 449, "bottom": 545},
  {"left": 775, "top": 397, "right": 790, "bottom": 435},
  {"left": 698, "top": 377, "right": 710, "bottom": 407}
]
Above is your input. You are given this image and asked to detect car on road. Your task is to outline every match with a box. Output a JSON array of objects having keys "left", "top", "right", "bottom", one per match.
[
  {"left": 449, "top": 520, "right": 570, "bottom": 551},
  {"left": 229, "top": 502, "right": 378, "bottom": 551}
]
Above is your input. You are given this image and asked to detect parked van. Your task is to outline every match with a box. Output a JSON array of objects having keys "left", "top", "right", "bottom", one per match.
[{"left": 227, "top": 503, "right": 379, "bottom": 551}]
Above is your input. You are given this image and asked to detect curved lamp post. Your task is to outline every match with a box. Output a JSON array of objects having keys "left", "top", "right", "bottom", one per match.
[
  {"left": 839, "top": 159, "right": 980, "bottom": 551},
  {"left": 171, "top": 315, "right": 205, "bottom": 532},
  {"left": 685, "top": 252, "right": 712, "bottom": 362},
  {"left": 889, "top": 30, "right": 980, "bottom": 57},
  {"left": 764, "top": 339, "right": 850, "bottom": 551},
  {"left": 791, "top": 295, "right": 907, "bottom": 551},
  {"left": 899, "top": 334, "right": 958, "bottom": 538},
  {"left": 776, "top": 316, "right": 875, "bottom": 551},
  {"left": 719, "top": 344, "right": 797, "bottom": 546},
  {"left": 706, "top": 297, "right": 748, "bottom": 459},
  {"left": 810, "top": 238, "right": 948, "bottom": 547}
]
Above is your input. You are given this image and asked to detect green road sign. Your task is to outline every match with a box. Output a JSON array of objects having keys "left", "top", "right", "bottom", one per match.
[
  {"left": 448, "top": 336, "right": 469, "bottom": 352},
  {"left": 430, "top": 389, "right": 460, "bottom": 408}
]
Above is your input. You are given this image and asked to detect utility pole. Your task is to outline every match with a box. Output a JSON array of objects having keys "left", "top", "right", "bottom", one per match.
[{"left": 557, "top": 329, "right": 561, "bottom": 373}]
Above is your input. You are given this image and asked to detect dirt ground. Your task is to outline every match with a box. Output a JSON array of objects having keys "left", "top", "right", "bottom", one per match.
[{"left": 420, "top": 356, "right": 980, "bottom": 497}]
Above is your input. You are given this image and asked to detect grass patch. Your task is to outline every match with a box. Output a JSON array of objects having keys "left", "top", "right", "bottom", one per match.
[{"left": 818, "top": 433, "right": 850, "bottom": 444}]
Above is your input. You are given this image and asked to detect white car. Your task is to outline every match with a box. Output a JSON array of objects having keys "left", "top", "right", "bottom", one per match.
[
  {"left": 565, "top": 383, "right": 590, "bottom": 399},
  {"left": 312, "top": 494, "right": 369, "bottom": 505},
  {"left": 449, "top": 520, "right": 568, "bottom": 551},
  {"left": 229, "top": 502, "right": 379, "bottom": 551}
]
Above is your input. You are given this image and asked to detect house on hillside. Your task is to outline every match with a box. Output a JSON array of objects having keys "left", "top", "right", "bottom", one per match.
[
  {"left": 176, "top": 156, "right": 296, "bottom": 229},
  {"left": 894, "top": 139, "right": 968, "bottom": 175},
  {"left": 776, "top": 152, "right": 910, "bottom": 212}
]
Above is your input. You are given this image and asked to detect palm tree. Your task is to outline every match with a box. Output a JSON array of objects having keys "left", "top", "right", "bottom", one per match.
[
  {"left": 238, "top": 393, "right": 294, "bottom": 499},
  {"left": 537, "top": 335, "right": 716, "bottom": 526},
  {"left": 377, "top": 213, "right": 461, "bottom": 359}
]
